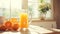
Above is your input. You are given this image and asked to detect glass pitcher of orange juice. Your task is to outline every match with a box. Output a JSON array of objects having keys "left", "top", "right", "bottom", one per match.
[{"left": 20, "top": 9, "right": 32, "bottom": 29}]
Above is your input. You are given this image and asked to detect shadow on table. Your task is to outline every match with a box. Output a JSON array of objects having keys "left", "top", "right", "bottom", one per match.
[{"left": 20, "top": 28, "right": 31, "bottom": 34}]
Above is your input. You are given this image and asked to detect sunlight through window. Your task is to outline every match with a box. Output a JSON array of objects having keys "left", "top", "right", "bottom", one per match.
[{"left": 28, "top": 0, "right": 53, "bottom": 20}]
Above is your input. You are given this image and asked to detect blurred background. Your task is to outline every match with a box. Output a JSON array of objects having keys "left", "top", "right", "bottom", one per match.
[{"left": 0, "top": 0, "right": 59, "bottom": 29}]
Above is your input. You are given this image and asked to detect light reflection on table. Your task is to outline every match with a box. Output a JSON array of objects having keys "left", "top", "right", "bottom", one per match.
[{"left": 0, "top": 25, "right": 53, "bottom": 34}]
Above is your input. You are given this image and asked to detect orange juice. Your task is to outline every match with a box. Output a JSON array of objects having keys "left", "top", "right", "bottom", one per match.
[{"left": 20, "top": 13, "right": 28, "bottom": 28}]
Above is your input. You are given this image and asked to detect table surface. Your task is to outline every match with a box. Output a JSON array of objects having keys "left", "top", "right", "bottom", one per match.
[{"left": 0, "top": 25, "right": 60, "bottom": 34}]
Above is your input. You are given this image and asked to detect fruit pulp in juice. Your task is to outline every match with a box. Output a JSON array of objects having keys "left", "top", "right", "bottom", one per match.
[{"left": 20, "top": 13, "right": 28, "bottom": 28}]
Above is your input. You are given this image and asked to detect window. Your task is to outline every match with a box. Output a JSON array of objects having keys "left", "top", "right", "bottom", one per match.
[
  {"left": 0, "top": 0, "right": 10, "bottom": 18},
  {"left": 28, "top": 0, "right": 53, "bottom": 20},
  {"left": 0, "top": 0, "right": 53, "bottom": 20},
  {"left": 0, "top": 0, "right": 22, "bottom": 19}
]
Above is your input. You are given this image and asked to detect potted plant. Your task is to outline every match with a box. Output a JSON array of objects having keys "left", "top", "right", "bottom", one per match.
[{"left": 38, "top": 2, "right": 51, "bottom": 20}]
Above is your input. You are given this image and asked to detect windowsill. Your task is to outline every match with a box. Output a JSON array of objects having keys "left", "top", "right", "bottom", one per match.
[{"left": 32, "top": 18, "right": 55, "bottom": 22}]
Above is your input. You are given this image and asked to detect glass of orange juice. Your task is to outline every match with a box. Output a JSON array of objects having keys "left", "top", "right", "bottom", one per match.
[{"left": 20, "top": 9, "right": 32, "bottom": 29}]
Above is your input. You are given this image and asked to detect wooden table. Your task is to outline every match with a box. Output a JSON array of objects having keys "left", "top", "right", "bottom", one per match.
[{"left": 0, "top": 25, "right": 60, "bottom": 34}]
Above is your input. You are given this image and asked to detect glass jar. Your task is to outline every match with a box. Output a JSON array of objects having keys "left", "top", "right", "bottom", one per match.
[{"left": 19, "top": 9, "right": 32, "bottom": 29}]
